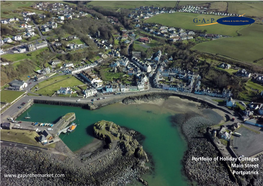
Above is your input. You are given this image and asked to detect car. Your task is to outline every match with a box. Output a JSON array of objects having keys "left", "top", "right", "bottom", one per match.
[
  {"left": 231, "top": 117, "right": 235, "bottom": 122},
  {"left": 97, "top": 98, "right": 100, "bottom": 100},
  {"left": 18, "top": 106, "right": 21, "bottom": 109},
  {"left": 18, "top": 121, "right": 22, "bottom": 123},
  {"left": 29, "top": 82, "right": 32, "bottom": 84}
]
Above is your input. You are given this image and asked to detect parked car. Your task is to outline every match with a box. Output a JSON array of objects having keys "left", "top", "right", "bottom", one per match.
[
  {"left": 231, "top": 117, "right": 235, "bottom": 122},
  {"left": 18, "top": 106, "right": 21, "bottom": 109}
]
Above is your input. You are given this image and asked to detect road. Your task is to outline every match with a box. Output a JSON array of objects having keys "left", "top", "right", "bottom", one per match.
[
  {"left": 1, "top": 86, "right": 236, "bottom": 124},
  {"left": 32, "top": 21, "right": 54, "bottom": 53},
  {"left": 0, "top": 140, "right": 47, "bottom": 152}
]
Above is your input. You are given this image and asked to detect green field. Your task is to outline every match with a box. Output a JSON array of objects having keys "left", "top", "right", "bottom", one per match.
[
  {"left": 145, "top": 12, "right": 248, "bottom": 36},
  {"left": 0, "top": 90, "right": 24, "bottom": 103},
  {"left": 34, "top": 76, "right": 83, "bottom": 96},
  {"left": 1, "top": 129, "right": 55, "bottom": 148},
  {"left": 227, "top": 2, "right": 263, "bottom": 17},
  {"left": 1, "top": 2, "right": 37, "bottom": 19},
  {"left": 1, "top": 47, "right": 49, "bottom": 62},
  {"left": 192, "top": 24, "right": 263, "bottom": 64},
  {"left": 87, "top": 1, "right": 208, "bottom": 9}
]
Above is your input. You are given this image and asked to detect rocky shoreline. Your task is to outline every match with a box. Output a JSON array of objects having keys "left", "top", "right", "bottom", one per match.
[
  {"left": 1, "top": 122, "right": 151, "bottom": 186},
  {"left": 171, "top": 109, "right": 263, "bottom": 186}
]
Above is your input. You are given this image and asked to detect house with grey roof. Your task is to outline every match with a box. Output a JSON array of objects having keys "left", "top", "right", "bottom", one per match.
[{"left": 9, "top": 80, "right": 27, "bottom": 90}]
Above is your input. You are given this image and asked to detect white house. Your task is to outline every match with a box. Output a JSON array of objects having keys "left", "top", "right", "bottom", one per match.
[
  {"left": 83, "top": 88, "right": 97, "bottom": 98},
  {"left": 58, "top": 16, "right": 65, "bottom": 20},
  {"left": 3, "top": 37, "right": 13, "bottom": 43},
  {"left": 12, "top": 35, "right": 22, "bottom": 41},
  {"left": 64, "top": 63, "right": 74, "bottom": 68},
  {"left": 120, "top": 85, "right": 129, "bottom": 92},
  {"left": 144, "top": 64, "right": 152, "bottom": 73}
]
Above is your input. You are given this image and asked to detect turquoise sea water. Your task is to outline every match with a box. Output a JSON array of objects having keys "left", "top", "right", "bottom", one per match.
[{"left": 17, "top": 103, "right": 189, "bottom": 186}]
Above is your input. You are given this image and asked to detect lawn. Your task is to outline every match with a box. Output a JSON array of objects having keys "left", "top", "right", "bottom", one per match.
[
  {"left": 68, "top": 39, "right": 84, "bottom": 45},
  {"left": 192, "top": 24, "right": 263, "bottom": 64},
  {"left": 246, "top": 79, "right": 263, "bottom": 92},
  {"left": 99, "top": 67, "right": 125, "bottom": 81},
  {"left": 133, "top": 43, "right": 148, "bottom": 52},
  {"left": 34, "top": 76, "right": 83, "bottom": 96},
  {"left": 1, "top": 129, "right": 55, "bottom": 148},
  {"left": 145, "top": 12, "right": 248, "bottom": 36},
  {"left": 214, "top": 66, "right": 238, "bottom": 75},
  {"left": 2, "top": 47, "right": 49, "bottom": 62},
  {"left": 0, "top": 90, "right": 24, "bottom": 103},
  {"left": 33, "top": 75, "right": 70, "bottom": 90}
]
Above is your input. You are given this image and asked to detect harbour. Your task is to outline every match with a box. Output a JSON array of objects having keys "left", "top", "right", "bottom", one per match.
[{"left": 17, "top": 102, "right": 189, "bottom": 186}]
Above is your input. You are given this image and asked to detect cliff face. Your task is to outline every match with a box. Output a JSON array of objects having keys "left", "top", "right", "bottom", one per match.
[{"left": 93, "top": 120, "right": 147, "bottom": 159}]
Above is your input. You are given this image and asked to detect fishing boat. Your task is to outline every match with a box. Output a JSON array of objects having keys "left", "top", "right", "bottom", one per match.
[
  {"left": 67, "top": 123, "right": 77, "bottom": 132},
  {"left": 25, "top": 112, "right": 30, "bottom": 119}
]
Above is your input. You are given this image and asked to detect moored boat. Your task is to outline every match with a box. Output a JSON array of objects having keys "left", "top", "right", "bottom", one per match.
[{"left": 67, "top": 123, "right": 77, "bottom": 132}]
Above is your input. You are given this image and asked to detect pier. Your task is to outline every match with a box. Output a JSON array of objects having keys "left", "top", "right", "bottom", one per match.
[{"left": 50, "top": 113, "right": 76, "bottom": 137}]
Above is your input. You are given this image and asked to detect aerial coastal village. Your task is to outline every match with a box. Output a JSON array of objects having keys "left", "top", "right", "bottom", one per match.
[{"left": 1, "top": 1, "right": 263, "bottom": 186}]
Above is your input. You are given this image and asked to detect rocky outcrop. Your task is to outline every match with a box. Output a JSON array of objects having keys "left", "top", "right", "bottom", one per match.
[
  {"left": 122, "top": 94, "right": 169, "bottom": 105},
  {"left": 93, "top": 120, "right": 148, "bottom": 160}
]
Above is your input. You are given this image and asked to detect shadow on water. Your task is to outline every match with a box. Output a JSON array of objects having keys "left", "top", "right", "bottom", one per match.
[
  {"left": 86, "top": 124, "right": 95, "bottom": 137},
  {"left": 52, "top": 116, "right": 62, "bottom": 124}
]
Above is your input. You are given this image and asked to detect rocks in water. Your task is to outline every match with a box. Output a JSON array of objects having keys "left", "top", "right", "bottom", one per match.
[
  {"left": 93, "top": 120, "right": 147, "bottom": 160},
  {"left": 138, "top": 177, "right": 148, "bottom": 185}
]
